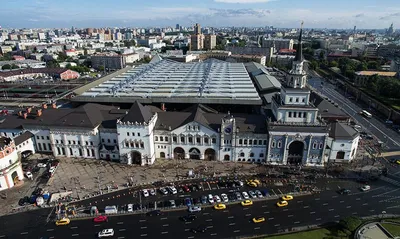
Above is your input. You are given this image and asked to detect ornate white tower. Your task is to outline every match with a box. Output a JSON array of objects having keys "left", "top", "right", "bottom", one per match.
[{"left": 286, "top": 21, "right": 307, "bottom": 89}]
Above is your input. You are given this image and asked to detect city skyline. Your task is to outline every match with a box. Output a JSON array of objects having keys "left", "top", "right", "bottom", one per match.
[{"left": 0, "top": 0, "right": 399, "bottom": 29}]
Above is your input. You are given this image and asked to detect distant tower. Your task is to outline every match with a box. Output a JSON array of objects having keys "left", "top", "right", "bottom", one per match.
[
  {"left": 388, "top": 23, "right": 394, "bottom": 35},
  {"left": 353, "top": 26, "right": 357, "bottom": 38},
  {"left": 71, "top": 26, "right": 75, "bottom": 34},
  {"left": 194, "top": 23, "right": 201, "bottom": 35},
  {"left": 286, "top": 21, "right": 306, "bottom": 89}
]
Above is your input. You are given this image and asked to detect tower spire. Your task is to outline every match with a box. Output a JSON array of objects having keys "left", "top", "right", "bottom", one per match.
[{"left": 294, "top": 21, "right": 304, "bottom": 62}]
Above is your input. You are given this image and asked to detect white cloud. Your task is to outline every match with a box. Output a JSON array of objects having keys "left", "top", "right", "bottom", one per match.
[{"left": 214, "top": 0, "right": 274, "bottom": 3}]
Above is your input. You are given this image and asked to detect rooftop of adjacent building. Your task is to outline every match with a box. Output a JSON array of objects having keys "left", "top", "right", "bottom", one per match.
[
  {"left": 355, "top": 71, "right": 397, "bottom": 77},
  {"left": 0, "top": 136, "right": 13, "bottom": 149}
]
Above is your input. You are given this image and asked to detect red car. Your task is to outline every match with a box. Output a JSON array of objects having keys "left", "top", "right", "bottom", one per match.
[
  {"left": 93, "top": 215, "right": 108, "bottom": 223},
  {"left": 182, "top": 185, "right": 190, "bottom": 192}
]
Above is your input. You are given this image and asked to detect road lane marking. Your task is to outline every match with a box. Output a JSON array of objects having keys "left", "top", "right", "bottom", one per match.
[
  {"left": 334, "top": 215, "right": 340, "bottom": 218},
  {"left": 243, "top": 208, "right": 249, "bottom": 210},
  {"left": 184, "top": 229, "right": 190, "bottom": 231},
  {"left": 71, "top": 234, "right": 79, "bottom": 237},
  {"left": 188, "top": 237, "right": 194, "bottom": 239},
  {"left": 332, "top": 196, "right": 338, "bottom": 198},
  {"left": 229, "top": 223, "right": 236, "bottom": 226},
  {"left": 297, "top": 200, "right": 303, "bottom": 203},
  {"left": 141, "top": 227, "right": 147, "bottom": 229},
  {"left": 94, "top": 224, "right": 100, "bottom": 227},
  {"left": 316, "top": 218, "right": 322, "bottom": 221},
  {"left": 234, "top": 230, "right": 240, "bottom": 233},
  {"left": 346, "top": 206, "right": 352, "bottom": 208},
  {"left": 262, "top": 205, "right": 267, "bottom": 208},
  {"left": 139, "top": 220, "right": 146, "bottom": 222},
  {"left": 339, "top": 201, "right": 344, "bottom": 203},
  {"left": 362, "top": 203, "right": 368, "bottom": 206},
  {"left": 206, "top": 219, "right": 213, "bottom": 222},
  {"left": 210, "top": 233, "right": 217, "bottom": 236},
  {"left": 185, "top": 222, "right": 192, "bottom": 224},
  {"left": 71, "top": 226, "right": 78, "bottom": 229},
  {"left": 119, "top": 229, "right": 126, "bottom": 232},
  {"left": 228, "top": 216, "right": 234, "bottom": 219},
  {"left": 329, "top": 209, "right": 334, "bottom": 211},
  {"left": 268, "top": 217, "right": 274, "bottom": 220},
  {"left": 288, "top": 215, "right": 293, "bottom": 217},
  {"left": 47, "top": 229, "right": 54, "bottom": 231},
  {"left": 323, "top": 203, "right": 328, "bottom": 206},
  {"left": 163, "top": 224, "right": 169, "bottom": 227},
  {"left": 264, "top": 211, "right": 270, "bottom": 214},
  {"left": 356, "top": 198, "right": 361, "bottom": 201},
  {"left": 141, "top": 234, "right": 148, "bottom": 237},
  {"left": 274, "top": 224, "right": 280, "bottom": 227},
  {"left": 0, "top": 236, "right": 5, "bottom": 238},
  {"left": 117, "top": 222, "right": 124, "bottom": 225},
  {"left": 352, "top": 212, "right": 358, "bottom": 215},
  {"left": 315, "top": 198, "right": 320, "bottom": 201},
  {"left": 370, "top": 210, "right": 375, "bottom": 212},
  {"left": 294, "top": 221, "right": 300, "bottom": 224},
  {"left": 161, "top": 232, "right": 168, "bottom": 234},
  {"left": 21, "top": 232, "right": 28, "bottom": 235},
  {"left": 283, "top": 209, "right": 288, "bottom": 211},
  {"left": 118, "top": 237, "right": 125, "bottom": 239},
  {"left": 310, "top": 212, "right": 316, "bottom": 214},
  {"left": 303, "top": 206, "right": 309, "bottom": 209},
  {"left": 245, "top": 214, "right": 251, "bottom": 216},
  {"left": 160, "top": 217, "right": 168, "bottom": 220},
  {"left": 203, "top": 213, "right": 210, "bottom": 215},
  {"left": 254, "top": 227, "right": 260, "bottom": 230},
  {"left": 207, "top": 226, "right": 214, "bottom": 229}
]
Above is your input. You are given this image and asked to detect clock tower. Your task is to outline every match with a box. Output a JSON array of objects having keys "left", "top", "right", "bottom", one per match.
[{"left": 220, "top": 112, "right": 237, "bottom": 160}]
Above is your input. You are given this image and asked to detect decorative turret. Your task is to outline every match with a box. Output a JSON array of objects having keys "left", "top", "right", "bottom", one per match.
[{"left": 294, "top": 21, "right": 304, "bottom": 62}]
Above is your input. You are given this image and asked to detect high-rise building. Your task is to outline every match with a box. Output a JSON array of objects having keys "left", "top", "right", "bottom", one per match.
[
  {"left": 194, "top": 23, "right": 201, "bottom": 35},
  {"left": 204, "top": 34, "right": 216, "bottom": 50},
  {"left": 262, "top": 38, "right": 294, "bottom": 51},
  {"left": 191, "top": 34, "right": 204, "bottom": 50},
  {"left": 388, "top": 23, "right": 394, "bottom": 35},
  {"left": 176, "top": 24, "right": 180, "bottom": 31}
]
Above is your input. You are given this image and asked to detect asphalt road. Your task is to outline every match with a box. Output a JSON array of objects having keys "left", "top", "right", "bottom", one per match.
[
  {"left": 308, "top": 77, "right": 400, "bottom": 151},
  {"left": 3, "top": 178, "right": 400, "bottom": 239}
]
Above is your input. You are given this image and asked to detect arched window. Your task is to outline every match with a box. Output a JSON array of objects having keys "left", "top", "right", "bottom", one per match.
[
  {"left": 155, "top": 136, "right": 158, "bottom": 141},
  {"left": 249, "top": 152, "right": 254, "bottom": 157},
  {"left": 239, "top": 139, "right": 243, "bottom": 144},
  {"left": 240, "top": 152, "right": 245, "bottom": 157},
  {"left": 312, "top": 141, "right": 318, "bottom": 149},
  {"left": 277, "top": 140, "right": 282, "bottom": 148},
  {"left": 249, "top": 140, "right": 253, "bottom": 145},
  {"left": 160, "top": 152, "right": 165, "bottom": 158},
  {"left": 259, "top": 153, "right": 264, "bottom": 158},
  {"left": 271, "top": 140, "right": 276, "bottom": 148},
  {"left": 244, "top": 139, "right": 247, "bottom": 144}
]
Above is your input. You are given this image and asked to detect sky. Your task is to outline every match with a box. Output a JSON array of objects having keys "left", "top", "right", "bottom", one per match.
[{"left": 1, "top": 0, "right": 399, "bottom": 29}]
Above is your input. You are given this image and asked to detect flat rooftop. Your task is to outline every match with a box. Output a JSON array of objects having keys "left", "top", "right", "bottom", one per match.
[{"left": 73, "top": 58, "right": 262, "bottom": 105}]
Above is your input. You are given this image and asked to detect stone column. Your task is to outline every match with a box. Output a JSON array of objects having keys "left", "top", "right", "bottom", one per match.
[
  {"left": 282, "top": 135, "right": 289, "bottom": 165},
  {"left": 306, "top": 135, "right": 313, "bottom": 165}
]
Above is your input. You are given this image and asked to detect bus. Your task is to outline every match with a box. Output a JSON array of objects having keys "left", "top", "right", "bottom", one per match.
[{"left": 360, "top": 110, "right": 372, "bottom": 118}]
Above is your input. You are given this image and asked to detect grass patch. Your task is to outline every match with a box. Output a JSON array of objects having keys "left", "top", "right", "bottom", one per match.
[
  {"left": 262, "top": 227, "right": 350, "bottom": 239},
  {"left": 381, "top": 223, "right": 400, "bottom": 237}
]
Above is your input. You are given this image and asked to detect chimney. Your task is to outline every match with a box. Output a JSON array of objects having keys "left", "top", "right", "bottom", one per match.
[
  {"left": 42, "top": 103, "right": 48, "bottom": 109},
  {"left": 23, "top": 113, "right": 28, "bottom": 119},
  {"left": 51, "top": 103, "right": 57, "bottom": 109},
  {"left": 161, "top": 103, "right": 166, "bottom": 111},
  {"left": 18, "top": 111, "right": 23, "bottom": 117},
  {"left": 37, "top": 109, "right": 42, "bottom": 117},
  {"left": 26, "top": 107, "right": 32, "bottom": 113}
]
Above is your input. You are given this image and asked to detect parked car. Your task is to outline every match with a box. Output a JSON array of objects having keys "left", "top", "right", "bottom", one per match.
[
  {"left": 25, "top": 171, "right": 33, "bottom": 180},
  {"left": 221, "top": 193, "right": 229, "bottom": 202},
  {"left": 168, "top": 186, "right": 177, "bottom": 194},
  {"left": 235, "top": 192, "right": 242, "bottom": 200},
  {"left": 242, "top": 192, "right": 250, "bottom": 199},
  {"left": 159, "top": 187, "right": 168, "bottom": 195},
  {"left": 182, "top": 185, "right": 190, "bottom": 192},
  {"left": 188, "top": 206, "right": 202, "bottom": 213},
  {"left": 149, "top": 189, "right": 156, "bottom": 196},
  {"left": 37, "top": 163, "right": 47, "bottom": 168},
  {"left": 142, "top": 189, "right": 149, "bottom": 197},
  {"left": 127, "top": 204, "right": 133, "bottom": 212},
  {"left": 169, "top": 200, "right": 176, "bottom": 208},
  {"left": 201, "top": 196, "right": 207, "bottom": 204},
  {"left": 208, "top": 194, "right": 214, "bottom": 204},
  {"left": 184, "top": 198, "right": 192, "bottom": 207}
]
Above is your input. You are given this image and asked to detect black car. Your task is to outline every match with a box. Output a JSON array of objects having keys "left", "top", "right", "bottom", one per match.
[
  {"left": 338, "top": 188, "right": 351, "bottom": 195},
  {"left": 18, "top": 196, "right": 30, "bottom": 206},
  {"left": 191, "top": 226, "right": 207, "bottom": 233},
  {"left": 146, "top": 210, "right": 162, "bottom": 216},
  {"left": 180, "top": 214, "right": 197, "bottom": 222},
  {"left": 190, "top": 185, "right": 197, "bottom": 192},
  {"left": 195, "top": 184, "right": 203, "bottom": 190},
  {"left": 178, "top": 187, "right": 184, "bottom": 193}
]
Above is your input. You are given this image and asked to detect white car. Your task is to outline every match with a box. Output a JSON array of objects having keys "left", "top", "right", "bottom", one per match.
[
  {"left": 221, "top": 193, "right": 229, "bottom": 203},
  {"left": 49, "top": 166, "right": 56, "bottom": 174},
  {"left": 159, "top": 187, "right": 168, "bottom": 195},
  {"left": 127, "top": 204, "right": 133, "bottom": 212},
  {"left": 142, "top": 189, "right": 149, "bottom": 197},
  {"left": 214, "top": 195, "right": 221, "bottom": 203},
  {"left": 25, "top": 171, "right": 33, "bottom": 180},
  {"left": 98, "top": 228, "right": 114, "bottom": 238},
  {"left": 208, "top": 194, "right": 214, "bottom": 204},
  {"left": 168, "top": 186, "right": 177, "bottom": 194},
  {"left": 37, "top": 163, "right": 47, "bottom": 168},
  {"left": 188, "top": 206, "right": 202, "bottom": 213},
  {"left": 361, "top": 185, "right": 371, "bottom": 191},
  {"left": 169, "top": 200, "right": 176, "bottom": 208},
  {"left": 149, "top": 189, "right": 156, "bottom": 196},
  {"left": 255, "top": 190, "right": 263, "bottom": 198},
  {"left": 242, "top": 191, "right": 250, "bottom": 199},
  {"left": 249, "top": 191, "right": 257, "bottom": 199}
]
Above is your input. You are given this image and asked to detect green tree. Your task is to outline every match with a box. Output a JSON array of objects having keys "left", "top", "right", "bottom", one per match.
[
  {"left": 11, "top": 64, "right": 19, "bottom": 69},
  {"left": 356, "top": 62, "right": 368, "bottom": 71},
  {"left": 47, "top": 60, "right": 60, "bottom": 68},
  {"left": 319, "top": 51, "right": 325, "bottom": 60},
  {"left": 367, "top": 61, "right": 380, "bottom": 70},
  {"left": 1, "top": 64, "right": 11, "bottom": 70},
  {"left": 339, "top": 216, "right": 362, "bottom": 232},
  {"left": 329, "top": 61, "right": 338, "bottom": 67},
  {"left": 309, "top": 60, "right": 319, "bottom": 70},
  {"left": 57, "top": 52, "right": 68, "bottom": 62},
  {"left": 123, "top": 40, "right": 136, "bottom": 48},
  {"left": 98, "top": 65, "right": 105, "bottom": 71},
  {"left": 311, "top": 40, "right": 321, "bottom": 49}
]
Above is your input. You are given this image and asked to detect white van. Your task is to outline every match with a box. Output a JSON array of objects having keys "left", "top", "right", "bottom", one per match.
[{"left": 104, "top": 205, "right": 118, "bottom": 214}]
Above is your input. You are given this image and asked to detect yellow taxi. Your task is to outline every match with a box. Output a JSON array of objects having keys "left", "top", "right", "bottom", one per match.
[
  {"left": 277, "top": 200, "right": 288, "bottom": 207},
  {"left": 252, "top": 217, "right": 266, "bottom": 223},
  {"left": 252, "top": 179, "right": 261, "bottom": 185},
  {"left": 396, "top": 160, "right": 400, "bottom": 165},
  {"left": 214, "top": 203, "right": 226, "bottom": 210},
  {"left": 247, "top": 181, "right": 258, "bottom": 187},
  {"left": 241, "top": 200, "right": 253, "bottom": 207},
  {"left": 55, "top": 218, "right": 70, "bottom": 226},
  {"left": 282, "top": 195, "right": 293, "bottom": 201}
]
